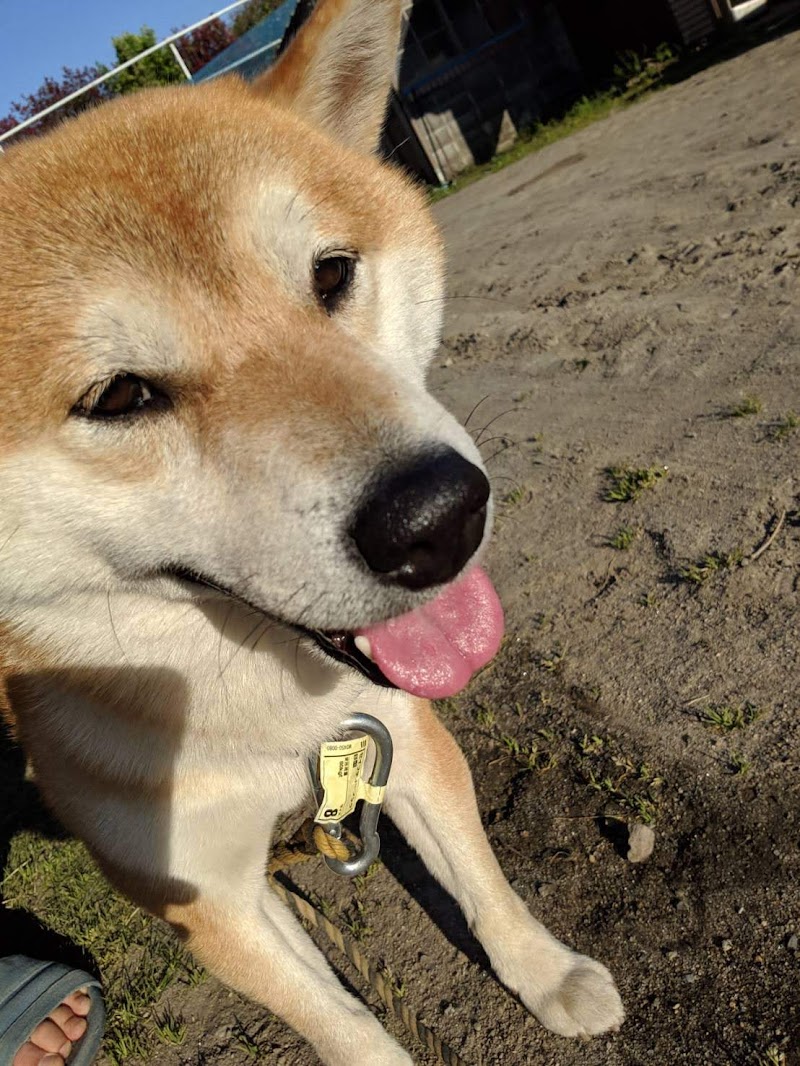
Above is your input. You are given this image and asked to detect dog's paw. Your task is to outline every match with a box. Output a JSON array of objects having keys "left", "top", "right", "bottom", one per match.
[{"left": 528, "top": 953, "right": 624, "bottom": 1039}]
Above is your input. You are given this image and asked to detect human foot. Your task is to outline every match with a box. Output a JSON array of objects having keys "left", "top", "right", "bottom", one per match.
[{"left": 12, "top": 988, "right": 91, "bottom": 1066}]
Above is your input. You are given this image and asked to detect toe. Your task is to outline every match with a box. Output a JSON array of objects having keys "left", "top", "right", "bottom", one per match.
[
  {"left": 47, "top": 1003, "right": 87, "bottom": 1041},
  {"left": 27, "top": 1019, "right": 72, "bottom": 1055},
  {"left": 13, "top": 1041, "right": 65, "bottom": 1066},
  {"left": 62, "top": 990, "right": 92, "bottom": 1017}
]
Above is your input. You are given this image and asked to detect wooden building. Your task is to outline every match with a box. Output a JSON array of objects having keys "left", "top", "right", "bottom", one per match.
[{"left": 196, "top": 0, "right": 764, "bottom": 185}]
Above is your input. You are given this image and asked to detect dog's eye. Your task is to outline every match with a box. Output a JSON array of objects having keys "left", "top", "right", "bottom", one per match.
[
  {"left": 314, "top": 255, "right": 355, "bottom": 312},
  {"left": 73, "top": 373, "right": 166, "bottom": 420}
]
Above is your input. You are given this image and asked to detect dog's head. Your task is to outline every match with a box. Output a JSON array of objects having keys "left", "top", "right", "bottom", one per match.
[{"left": 0, "top": 0, "right": 502, "bottom": 698}]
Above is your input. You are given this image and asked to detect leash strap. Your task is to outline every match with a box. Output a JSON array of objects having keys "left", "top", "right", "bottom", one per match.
[{"left": 268, "top": 873, "right": 470, "bottom": 1066}]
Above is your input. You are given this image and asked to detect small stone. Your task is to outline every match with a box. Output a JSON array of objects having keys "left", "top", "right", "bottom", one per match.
[
  {"left": 627, "top": 822, "right": 656, "bottom": 863},
  {"left": 721, "top": 939, "right": 733, "bottom": 953},
  {"left": 536, "top": 882, "right": 554, "bottom": 898},
  {"left": 787, "top": 934, "right": 798, "bottom": 951}
]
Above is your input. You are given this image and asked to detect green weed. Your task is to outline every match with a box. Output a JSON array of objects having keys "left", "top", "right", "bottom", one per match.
[
  {"left": 680, "top": 549, "right": 742, "bottom": 585},
  {"left": 538, "top": 647, "right": 566, "bottom": 672},
  {"left": 576, "top": 738, "right": 664, "bottom": 825},
  {"left": 233, "top": 1019, "right": 263, "bottom": 1061},
  {"left": 605, "top": 465, "right": 667, "bottom": 502},
  {"left": 380, "top": 965, "right": 406, "bottom": 999},
  {"left": 493, "top": 727, "right": 558, "bottom": 773},
  {"left": 428, "top": 47, "right": 677, "bottom": 207},
  {"left": 340, "top": 897, "right": 372, "bottom": 940},
  {"left": 153, "top": 1009, "right": 187, "bottom": 1047},
  {"left": 724, "top": 395, "right": 762, "bottom": 418},
  {"left": 697, "top": 701, "right": 761, "bottom": 731},
  {"left": 769, "top": 412, "right": 799, "bottom": 441},
  {"left": 353, "top": 860, "right": 382, "bottom": 894},
  {"left": 757, "top": 1045, "right": 786, "bottom": 1066},
  {"left": 608, "top": 525, "right": 639, "bottom": 549},
  {"left": 476, "top": 704, "right": 496, "bottom": 728},
  {"left": 579, "top": 734, "right": 605, "bottom": 756},
  {"left": 502, "top": 485, "right": 528, "bottom": 506},
  {"left": 728, "top": 752, "right": 750, "bottom": 776},
  {"left": 613, "top": 44, "right": 677, "bottom": 94}
]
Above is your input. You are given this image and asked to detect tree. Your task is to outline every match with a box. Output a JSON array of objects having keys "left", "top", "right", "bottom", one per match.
[
  {"left": 0, "top": 4, "right": 280, "bottom": 143},
  {"left": 231, "top": 0, "right": 284, "bottom": 39},
  {"left": 176, "top": 18, "right": 234, "bottom": 74},
  {"left": 0, "top": 64, "right": 113, "bottom": 140},
  {"left": 109, "top": 27, "right": 184, "bottom": 94}
]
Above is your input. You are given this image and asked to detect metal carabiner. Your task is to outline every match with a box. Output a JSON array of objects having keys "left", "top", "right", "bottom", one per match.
[{"left": 308, "top": 712, "right": 393, "bottom": 878}]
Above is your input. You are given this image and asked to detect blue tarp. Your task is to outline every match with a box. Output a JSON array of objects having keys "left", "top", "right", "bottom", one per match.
[{"left": 192, "top": 0, "right": 299, "bottom": 83}]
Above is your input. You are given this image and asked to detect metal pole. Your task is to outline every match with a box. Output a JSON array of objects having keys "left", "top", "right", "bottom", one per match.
[
  {"left": 0, "top": 0, "right": 250, "bottom": 145},
  {"left": 169, "top": 42, "right": 193, "bottom": 81}
]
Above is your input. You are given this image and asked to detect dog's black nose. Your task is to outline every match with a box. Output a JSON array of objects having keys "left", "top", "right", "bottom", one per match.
[{"left": 351, "top": 449, "right": 490, "bottom": 590}]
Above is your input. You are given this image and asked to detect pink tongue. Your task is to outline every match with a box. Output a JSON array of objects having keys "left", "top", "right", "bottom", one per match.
[{"left": 356, "top": 566, "right": 504, "bottom": 699}]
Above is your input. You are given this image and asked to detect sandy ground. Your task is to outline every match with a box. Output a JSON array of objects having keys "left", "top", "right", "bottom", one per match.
[{"left": 30, "top": 20, "right": 800, "bottom": 1066}]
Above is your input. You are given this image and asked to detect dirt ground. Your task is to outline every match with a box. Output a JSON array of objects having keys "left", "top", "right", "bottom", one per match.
[{"left": 5, "top": 18, "right": 800, "bottom": 1066}]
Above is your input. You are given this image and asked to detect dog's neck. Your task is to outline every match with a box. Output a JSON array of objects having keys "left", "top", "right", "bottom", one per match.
[{"left": 3, "top": 584, "right": 366, "bottom": 764}]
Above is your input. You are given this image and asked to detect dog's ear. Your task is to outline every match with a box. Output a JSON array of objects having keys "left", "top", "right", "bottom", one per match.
[{"left": 251, "top": 0, "right": 402, "bottom": 154}]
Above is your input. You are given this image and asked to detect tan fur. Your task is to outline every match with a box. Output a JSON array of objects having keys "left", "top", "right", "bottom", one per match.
[{"left": 0, "top": 1, "right": 622, "bottom": 1061}]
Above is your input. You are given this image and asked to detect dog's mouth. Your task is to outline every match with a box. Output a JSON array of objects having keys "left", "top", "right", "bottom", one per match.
[
  {"left": 163, "top": 565, "right": 504, "bottom": 699},
  {"left": 305, "top": 629, "right": 392, "bottom": 688}
]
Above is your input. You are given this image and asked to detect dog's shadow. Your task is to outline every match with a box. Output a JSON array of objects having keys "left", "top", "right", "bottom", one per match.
[
  {"left": 378, "top": 818, "right": 491, "bottom": 971},
  {"left": 0, "top": 727, "right": 96, "bottom": 972}
]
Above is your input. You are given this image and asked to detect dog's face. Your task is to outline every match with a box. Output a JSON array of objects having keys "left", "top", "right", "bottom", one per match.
[{"left": 0, "top": 0, "right": 497, "bottom": 694}]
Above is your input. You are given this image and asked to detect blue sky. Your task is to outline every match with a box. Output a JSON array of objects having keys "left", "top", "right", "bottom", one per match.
[{"left": 0, "top": 1, "right": 234, "bottom": 116}]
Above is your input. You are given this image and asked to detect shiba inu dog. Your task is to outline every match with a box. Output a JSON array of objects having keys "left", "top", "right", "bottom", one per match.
[{"left": 0, "top": 0, "right": 624, "bottom": 1060}]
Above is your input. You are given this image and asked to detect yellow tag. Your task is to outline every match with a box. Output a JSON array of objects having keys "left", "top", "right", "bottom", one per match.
[{"left": 314, "top": 735, "right": 386, "bottom": 824}]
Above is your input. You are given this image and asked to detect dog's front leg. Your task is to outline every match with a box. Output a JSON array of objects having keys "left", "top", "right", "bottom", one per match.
[
  {"left": 375, "top": 695, "right": 624, "bottom": 1039},
  {"left": 160, "top": 850, "right": 412, "bottom": 1065}
]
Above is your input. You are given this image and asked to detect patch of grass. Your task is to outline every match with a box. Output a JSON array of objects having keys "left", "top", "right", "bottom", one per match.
[
  {"left": 697, "top": 700, "right": 761, "bottom": 731},
  {"left": 380, "top": 964, "right": 406, "bottom": 999},
  {"left": 575, "top": 737, "right": 664, "bottom": 825},
  {"left": 768, "top": 411, "right": 799, "bottom": 441},
  {"left": 475, "top": 704, "right": 496, "bottom": 729},
  {"left": 608, "top": 525, "right": 639, "bottom": 550},
  {"left": 757, "top": 1045, "right": 787, "bottom": 1066},
  {"left": 233, "top": 1019, "right": 264, "bottom": 1061},
  {"left": 612, "top": 43, "right": 677, "bottom": 95},
  {"left": 537, "top": 646, "right": 567, "bottom": 672},
  {"left": 180, "top": 955, "right": 208, "bottom": 987},
  {"left": 1, "top": 831, "right": 199, "bottom": 1063},
  {"left": 680, "top": 549, "right": 743, "bottom": 585},
  {"left": 728, "top": 752, "right": 750, "bottom": 776},
  {"left": 723, "top": 394, "right": 762, "bottom": 418},
  {"left": 502, "top": 485, "right": 528, "bottom": 507},
  {"left": 605, "top": 465, "right": 667, "bottom": 502},
  {"left": 578, "top": 734, "right": 605, "bottom": 756},
  {"left": 498, "top": 732, "right": 558, "bottom": 773},
  {"left": 428, "top": 47, "right": 678, "bottom": 206},
  {"left": 353, "top": 859, "right": 382, "bottom": 894},
  {"left": 317, "top": 895, "right": 337, "bottom": 921},
  {"left": 153, "top": 1009, "right": 187, "bottom": 1047},
  {"left": 340, "top": 897, "right": 372, "bottom": 940},
  {"left": 639, "top": 590, "right": 658, "bottom": 608}
]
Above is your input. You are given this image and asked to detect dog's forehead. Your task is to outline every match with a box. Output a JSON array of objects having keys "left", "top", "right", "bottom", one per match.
[
  {"left": 0, "top": 79, "right": 437, "bottom": 338},
  {"left": 3, "top": 80, "right": 425, "bottom": 259}
]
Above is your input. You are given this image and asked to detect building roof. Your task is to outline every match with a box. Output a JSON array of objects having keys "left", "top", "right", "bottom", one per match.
[{"left": 192, "top": 0, "right": 300, "bottom": 84}]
